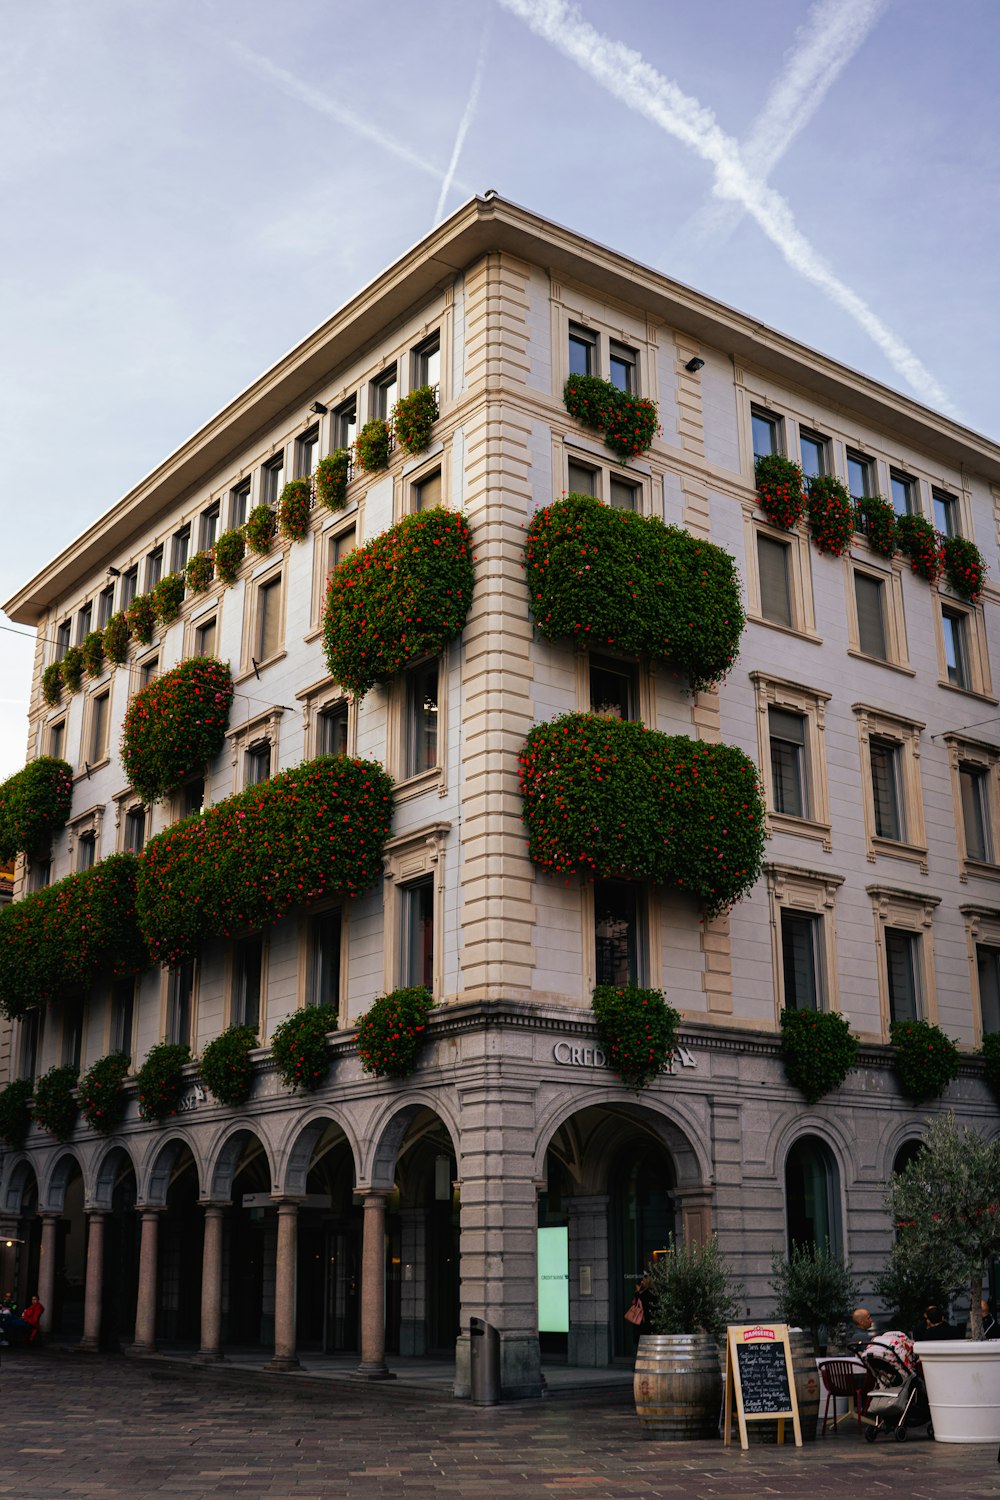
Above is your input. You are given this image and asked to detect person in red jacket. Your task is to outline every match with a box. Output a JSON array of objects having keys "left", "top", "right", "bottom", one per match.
[{"left": 19, "top": 1294, "right": 43, "bottom": 1343}]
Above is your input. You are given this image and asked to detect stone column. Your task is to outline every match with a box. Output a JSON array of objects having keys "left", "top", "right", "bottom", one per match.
[
  {"left": 79, "top": 1210, "right": 107, "bottom": 1351},
  {"left": 37, "top": 1212, "right": 59, "bottom": 1335},
  {"left": 267, "top": 1200, "right": 301, "bottom": 1371},
  {"left": 132, "top": 1207, "right": 161, "bottom": 1354},
  {"left": 356, "top": 1190, "right": 393, "bottom": 1379},
  {"left": 197, "top": 1204, "right": 227, "bottom": 1362}
]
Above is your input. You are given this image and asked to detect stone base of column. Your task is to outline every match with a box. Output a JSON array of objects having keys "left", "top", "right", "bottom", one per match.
[
  {"left": 195, "top": 1349, "right": 226, "bottom": 1364},
  {"left": 265, "top": 1354, "right": 302, "bottom": 1371},
  {"left": 128, "top": 1341, "right": 156, "bottom": 1357},
  {"left": 77, "top": 1337, "right": 100, "bottom": 1353},
  {"left": 353, "top": 1362, "right": 397, "bottom": 1381}
]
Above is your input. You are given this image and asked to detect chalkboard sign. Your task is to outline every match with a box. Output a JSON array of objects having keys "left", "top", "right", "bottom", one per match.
[{"left": 723, "top": 1324, "right": 802, "bottom": 1450}]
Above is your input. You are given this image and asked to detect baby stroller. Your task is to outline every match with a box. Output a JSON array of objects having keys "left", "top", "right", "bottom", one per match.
[{"left": 859, "top": 1332, "right": 933, "bottom": 1442}]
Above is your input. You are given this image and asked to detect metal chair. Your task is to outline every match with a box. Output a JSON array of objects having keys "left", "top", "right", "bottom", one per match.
[{"left": 820, "top": 1359, "right": 873, "bottom": 1435}]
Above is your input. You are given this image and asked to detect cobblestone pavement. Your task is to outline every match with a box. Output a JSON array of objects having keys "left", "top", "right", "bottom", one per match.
[{"left": 1, "top": 1351, "right": 998, "bottom": 1500}]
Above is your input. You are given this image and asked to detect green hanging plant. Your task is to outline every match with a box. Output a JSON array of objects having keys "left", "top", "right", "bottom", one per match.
[
  {"left": 245, "top": 504, "right": 278, "bottom": 556},
  {"left": 592, "top": 984, "right": 679, "bottom": 1091},
  {"left": 81, "top": 629, "right": 106, "bottom": 678},
  {"left": 890, "top": 1018, "right": 961, "bottom": 1104},
  {"left": 393, "top": 385, "right": 438, "bottom": 456},
  {"left": 136, "top": 1041, "right": 191, "bottom": 1122},
  {"left": 79, "top": 1052, "right": 131, "bottom": 1136},
  {"left": 0, "top": 1077, "right": 33, "bottom": 1149},
  {"left": 61, "top": 646, "right": 85, "bottom": 694},
  {"left": 354, "top": 418, "right": 391, "bottom": 474},
  {"left": 315, "top": 450, "right": 351, "bottom": 511},
  {"left": 780, "top": 1007, "right": 858, "bottom": 1104},
  {"left": 0, "top": 757, "right": 74, "bottom": 864},
  {"left": 806, "top": 475, "right": 854, "bottom": 556},
  {"left": 854, "top": 494, "right": 898, "bottom": 559},
  {"left": 942, "top": 533, "right": 986, "bottom": 602},
  {"left": 563, "top": 375, "right": 659, "bottom": 462},
  {"left": 270, "top": 1006, "right": 339, "bottom": 1093},
  {"left": 103, "top": 610, "right": 131, "bottom": 666},
  {"left": 278, "top": 479, "right": 312, "bottom": 542},
  {"left": 896, "top": 513, "right": 943, "bottom": 583},
  {"left": 42, "top": 662, "right": 63, "bottom": 707},
  {"left": 32, "top": 1064, "right": 79, "bottom": 1142},
  {"left": 199, "top": 1024, "right": 258, "bottom": 1107},
  {"left": 213, "top": 528, "right": 246, "bottom": 585},
  {"left": 186, "top": 551, "right": 215, "bottom": 592},
  {"left": 120, "top": 656, "right": 234, "bottom": 805},
  {"left": 153, "top": 571, "right": 185, "bottom": 624},
  {"left": 355, "top": 987, "right": 434, "bottom": 1079},
  {"left": 754, "top": 453, "right": 806, "bottom": 531},
  {"left": 980, "top": 1030, "right": 1000, "bottom": 1100},
  {"left": 127, "top": 592, "right": 157, "bottom": 646}
]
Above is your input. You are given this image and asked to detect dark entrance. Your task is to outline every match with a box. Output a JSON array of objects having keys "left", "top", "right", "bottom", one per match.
[
  {"left": 610, "top": 1140, "right": 675, "bottom": 1357},
  {"left": 159, "top": 1148, "right": 202, "bottom": 1344},
  {"left": 102, "top": 1157, "right": 139, "bottom": 1349}
]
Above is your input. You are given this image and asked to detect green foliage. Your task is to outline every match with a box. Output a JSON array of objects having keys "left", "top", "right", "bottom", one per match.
[
  {"left": 103, "top": 611, "right": 130, "bottom": 665},
  {"left": 120, "top": 656, "right": 233, "bottom": 805},
  {"left": 355, "top": 987, "right": 433, "bottom": 1079},
  {"left": 524, "top": 495, "right": 745, "bottom": 693},
  {"left": 592, "top": 984, "right": 679, "bottom": 1090},
  {"left": 519, "top": 714, "right": 765, "bottom": 919},
  {"left": 199, "top": 1024, "right": 258, "bottom": 1107},
  {"left": 0, "top": 757, "right": 74, "bottom": 863},
  {"left": 42, "top": 662, "right": 63, "bottom": 706},
  {"left": 896, "top": 513, "right": 943, "bottom": 583},
  {"left": 354, "top": 418, "right": 391, "bottom": 473},
  {"left": 806, "top": 474, "right": 854, "bottom": 556},
  {"left": 980, "top": 1030, "right": 1000, "bottom": 1100},
  {"left": 136, "top": 1041, "right": 190, "bottom": 1122},
  {"left": 0, "top": 853, "right": 148, "bottom": 1019},
  {"left": 754, "top": 453, "right": 805, "bottom": 530},
  {"left": 323, "top": 506, "right": 475, "bottom": 698},
  {"left": 563, "top": 375, "right": 659, "bottom": 461},
  {"left": 213, "top": 528, "right": 246, "bottom": 585},
  {"left": 152, "top": 571, "right": 185, "bottom": 624},
  {"left": 886, "top": 1112, "right": 1000, "bottom": 1339},
  {"left": 81, "top": 629, "right": 106, "bottom": 677},
  {"left": 890, "top": 1018, "right": 961, "bottom": 1104},
  {"left": 127, "top": 592, "right": 157, "bottom": 645},
  {"left": 780, "top": 1008, "right": 858, "bottom": 1105},
  {"left": 137, "top": 756, "right": 393, "bottom": 968},
  {"left": 942, "top": 533, "right": 986, "bottom": 602},
  {"left": 393, "top": 385, "right": 438, "bottom": 455},
  {"left": 79, "top": 1052, "right": 131, "bottom": 1136},
  {"left": 872, "top": 1253, "right": 946, "bottom": 1340},
  {"left": 770, "top": 1242, "right": 859, "bottom": 1352},
  {"left": 315, "top": 450, "right": 351, "bottom": 510},
  {"left": 278, "top": 479, "right": 312, "bottom": 542},
  {"left": 0, "top": 1077, "right": 33, "bottom": 1149},
  {"left": 270, "top": 1006, "right": 339, "bottom": 1092},
  {"left": 648, "top": 1235, "right": 743, "bottom": 1339},
  {"left": 245, "top": 503, "right": 278, "bottom": 556},
  {"left": 61, "top": 645, "right": 84, "bottom": 694},
  {"left": 186, "top": 550, "right": 215, "bottom": 592},
  {"left": 32, "top": 1064, "right": 78, "bottom": 1142},
  {"left": 855, "top": 493, "right": 898, "bottom": 559}
]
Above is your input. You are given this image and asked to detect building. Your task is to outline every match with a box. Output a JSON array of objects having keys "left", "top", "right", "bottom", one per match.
[{"left": 1, "top": 196, "right": 998, "bottom": 1397}]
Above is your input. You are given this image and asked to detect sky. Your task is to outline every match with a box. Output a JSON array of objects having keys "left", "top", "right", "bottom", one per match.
[{"left": 1, "top": 0, "right": 998, "bottom": 779}]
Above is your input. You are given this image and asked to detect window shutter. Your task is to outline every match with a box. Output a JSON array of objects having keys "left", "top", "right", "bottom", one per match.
[
  {"left": 855, "top": 573, "right": 887, "bottom": 659},
  {"left": 757, "top": 536, "right": 792, "bottom": 626}
]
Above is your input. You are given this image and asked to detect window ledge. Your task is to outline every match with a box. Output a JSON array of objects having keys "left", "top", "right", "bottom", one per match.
[
  {"left": 747, "top": 614, "right": 823, "bottom": 645},
  {"left": 232, "top": 650, "right": 287, "bottom": 687},
  {"left": 936, "top": 678, "right": 999, "bottom": 706},
  {"left": 767, "top": 811, "right": 832, "bottom": 852},
  {"left": 871, "top": 835, "right": 928, "bottom": 873},
  {"left": 73, "top": 756, "right": 111, "bottom": 784},
  {"left": 303, "top": 625, "right": 324, "bottom": 645},
  {"left": 847, "top": 648, "right": 915, "bottom": 677},
  {"left": 393, "top": 766, "right": 443, "bottom": 803},
  {"left": 962, "top": 858, "right": 1000, "bottom": 883}
]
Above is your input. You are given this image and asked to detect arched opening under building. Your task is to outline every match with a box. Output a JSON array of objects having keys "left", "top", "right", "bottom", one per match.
[
  {"left": 288, "top": 1120, "right": 359, "bottom": 1353},
  {"left": 94, "top": 1145, "right": 139, "bottom": 1350},
  {"left": 2, "top": 1161, "right": 40, "bottom": 1310},
  {"left": 217, "top": 1131, "right": 272, "bottom": 1348},
  {"left": 47, "top": 1154, "right": 86, "bottom": 1340},
  {"left": 150, "top": 1140, "right": 202, "bottom": 1346},
  {"left": 892, "top": 1138, "right": 925, "bottom": 1176},
  {"left": 785, "top": 1135, "right": 842, "bottom": 1255}
]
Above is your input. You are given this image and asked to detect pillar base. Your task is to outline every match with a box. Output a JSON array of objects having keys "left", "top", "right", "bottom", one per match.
[
  {"left": 195, "top": 1350, "right": 226, "bottom": 1364},
  {"left": 354, "top": 1362, "right": 396, "bottom": 1381},
  {"left": 77, "top": 1337, "right": 100, "bottom": 1353},
  {"left": 265, "top": 1355, "right": 302, "bottom": 1371},
  {"left": 128, "top": 1341, "right": 157, "bottom": 1357}
]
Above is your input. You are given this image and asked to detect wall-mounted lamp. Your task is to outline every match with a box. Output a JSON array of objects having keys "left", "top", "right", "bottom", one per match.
[
  {"left": 309, "top": 401, "right": 328, "bottom": 416},
  {"left": 684, "top": 357, "right": 705, "bottom": 374},
  {"left": 107, "top": 566, "right": 121, "bottom": 577}
]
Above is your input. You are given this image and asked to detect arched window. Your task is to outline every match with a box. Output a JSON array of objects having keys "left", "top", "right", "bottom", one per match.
[
  {"left": 785, "top": 1135, "right": 841, "bottom": 1255},
  {"left": 892, "top": 1139, "right": 924, "bottom": 1177}
]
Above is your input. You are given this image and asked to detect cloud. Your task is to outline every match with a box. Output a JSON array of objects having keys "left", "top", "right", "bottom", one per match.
[
  {"left": 497, "top": 0, "right": 956, "bottom": 415},
  {"left": 433, "top": 16, "right": 492, "bottom": 226}
]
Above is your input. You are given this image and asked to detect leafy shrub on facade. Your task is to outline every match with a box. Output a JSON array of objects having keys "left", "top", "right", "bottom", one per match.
[
  {"left": 61, "top": 646, "right": 85, "bottom": 694},
  {"left": 592, "top": 984, "right": 679, "bottom": 1091},
  {"left": 278, "top": 479, "right": 312, "bottom": 542},
  {"left": 199, "top": 1024, "right": 258, "bottom": 1107},
  {"left": 136, "top": 1042, "right": 190, "bottom": 1122},
  {"left": 42, "top": 663, "right": 63, "bottom": 707},
  {"left": 779, "top": 1007, "right": 858, "bottom": 1105},
  {"left": 81, "top": 629, "right": 106, "bottom": 678},
  {"left": 245, "top": 504, "right": 278, "bottom": 556},
  {"left": 127, "top": 592, "right": 157, "bottom": 645},
  {"left": 213, "top": 528, "right": 246, "bottom": 585},
  {"left": 323, "top": 507, "right": 475, "bottom": 698},
  {"left": 315, "top": 450, "right": 351, "bottom": 510},
  {"left": 980, "top": 1030, "right": 1000, "bottom": 1100},
  {"left": 942, "top": 533, "right": 986, "bottom": 602},
  {"left": 186, "top": 551, "right": 215, "bottom": 592},
  {"left": 855, "top": 494, "right": 897, "bottom": 559},
  {"left": 393, "top": 385, "right": 438, "bottom": 455},
  {"left": 563, "top": 375, "right": 659, "bottom": 462},
  {"left": 524, "top": 495, "right": 745, "bottom": 693},
  {"left": 805, "top": 475, "right": 854, "bottom": 556},
  {"left": 120, "top": 657, "right": 233, "bottom": 805},
  {"left": 79, "top": 1052, "right": 131, "bottom": 1136},
  {"left": 32, "top": 1064, "right": 78, "bottom": 1142},
  {"left": 153, "top": 571, "right": 185, "bottom": 624},
  {"left": 0, "top": 757, "right": 73, "bottom": 863},
  {"left": 0, "top": 1077, "right": 33, "bottom": 1149},
  {"left": 872, "top": 1254, "right": 947, "bottom": 1340},
  {"left": 270, "top": 1006, "right": 339, "bottom": 1092},
  {"left": 354, "top": 418, "right": 391, "bottom": 473},
  {"left": 770, "top": 1242, "right": 858, "bottom": 1352},
  {"left": 648, "top": 1234, "right": 743, "bottom": 1339},
  {"left": 754, "top": 453, "right": 805, "bottom": 531},
  {"left": 137, "top": 756, "right": 394, "bottom": 968},
  {"left": 356, "top": 987, "right": 433, "bottom": 1079},
  {"left": 890, "top": 1018, "right": 961, "bottom": 1104},
  {"left": 103, "top": 611, "right": 130, "bottom": 665},
  {"left": 0, "top": 853, "right": 148, "bottom": 1019},
  {"left": 519, "top": 714, "right": 765, "bottom": 918},
  {"left": 896, "top": 513, "right": 943, "bottom": 583}
]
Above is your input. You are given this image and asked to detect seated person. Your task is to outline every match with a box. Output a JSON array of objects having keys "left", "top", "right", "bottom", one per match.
[
  {"left": 920, "top": 1304, "right": 956, "bottom": 1341},
  {"left": 982, "top": 1300, "right": 999, "bottom": 1340}
]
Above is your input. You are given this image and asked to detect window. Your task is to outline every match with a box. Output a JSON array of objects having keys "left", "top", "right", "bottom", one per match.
[
  {"left": 609, "top": 477, "right": 639, "bottom": 511},
  {"left": 942, "top": 608, "right": 970, "bottom": 689},
  {"left": 594, "top": 879, "right": 641, "bottom": 987},
  {"left": 334, "top": 398, "right": 357, "bottom": 451},
  {"left": 768, "top": 708, "right": 807, "bottom": 818},
  {"left": 296, "top": 426, "right": 319, "bottom": 480},
  {"left": 785, "top": 1137, "right": 841, "bottom": 1254},
  {"left": 780, "top": 911, "right": 822, "bottom": 1011},
  {"left": 753, "top": 675, "right": 832, "bottom": 850},
  {"left": 97, "top": 584, "right": 116, "bottom": 630},
  {"left": 171, "top": 526, "right": 190, "bottom": 574},
  {"left": 121, "top": 566, "right": 138, "bottom": 609},
  {"left": 232, "top": 935, "right": 263, "bottom": 1033},
  {"left": 976, "top": 946, "right": 1000, "bottom": 1035},
  {"left": 405, "top": 660, "right": 439, "bottom": 777},
  {"left": 88, "top": 691, "right": 110, "bottom": 763},
  {"left": 62, "top": 997, "right": 83, "bottom": 1071},
  {"left": 139, "top": 654, "right": 158, "bottom": 688},
  {"left": 111, "top": 978, "right": 135, "bottom": 1061},
  {"left": 933, "top": 489, "right": 959, "bottom": 536},
  {"left": 890, "top": 470, "right": 916, "bottom": 516},
  {"left": 767, "top": 864, "right": 843, "bottom": 1020},
  {"left": 799, "top": 430, "right": 828, "bottom": 480},
  {"left": 230, "top": 480, "right": 251, "bottom": 530},
  {"left": 947, "top": 738, "right": 1000, "bottom": 877},
  {"left": 751, "top": 408, "right": 780, "bottom": 459},
  {"left": 146, "top": 547, "right": 163, "bottom": 591},
  {"left": 846, "top": 449, "right": 874, "bottom": 499},
  {"left": 870, "top": 736, "right": 903, "bottom": 841},
  {"left": 19, "top": 1009, "right": 40, "bottom": 1082},
  {"left": 371, "top": 367, "right": 397, "bottom": 421},
  {"left": 960, "top": 765, "right": 991, "bottom": 862},
  {"left": 308, "top": 907, "right": 342, "bottom": 1011},
  {"left": 590, "top": 656, "right": 638, "bottom": 722},
  {"left": 55, "top": 619, "right": 71, "bottom": 655},
  {"left": 76, "top": 602, "right": 93, "bottom": 644},
  {"left": 568, "top": 323, "right": 597, "bottom": 377},
  {"left": 77, "top": 832, "right": 96, "bottom": 871},
  {"left": 318, "top": 702, "right": 349, "bottom": 757},
  {"left": 29, "top": 858, "right": 51, "bottom": 892},
  {"left": 124, "top": 805, "right": 146, "bottom": 854},
  {"left": 245, "top": 741, "right": 271, "bottom": 785},
  {"left": 254, "top": 574, "right": 283, "bottom": 662},
  {"left": 856, "top": 706, "right": 927, "bottom": 870},
  {"left": 567, "top": 459, "right": 598, "bottom": 497},
  {"left": 413, "top": 469, "right": 442, "bottom": 512},
  {"left": 757, "top": 534, "right": 793, "bottom": 627},
  {"left": 48, "top": 718, "right": 66, "bottom": 761},
  {"left": 178, "top": 776, "right": 205, "bottom": 818},
  {"left": 609, "top": 340, "right": 637, "bottom": 393},
  {"left": 854, "top": 571, "right": 887, "bottom": 659},
  {"left": 847, "top": 563, "right": 909, "bottom": 670},
  {"left": 413, "top": 333, "right": 440, "bottom": 391},
  {"left": 333, "top": 527, "right": 355, "bottom": 567},
  {"left": 885, "top": 929, "right": 920, "bottom": 1021},
  {"left": 167, "top": 963, "right": 194, "bottom": 1048},
  {"left": 200, "top": 503, "right": 220, "bottom": 551},
  {"left": 261, "top": 454, "right": 284, "bottom": 506},
  {"left": 195, "top": 616, "right": 217, "bottom": 657},
  {"left": 403, "top": 878, "right": 434, "bottom": 991}
]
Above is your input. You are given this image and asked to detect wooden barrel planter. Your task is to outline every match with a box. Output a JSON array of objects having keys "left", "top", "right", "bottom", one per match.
[{"left": 634, "top": 1333, "right": 721, "bottom": 1439}]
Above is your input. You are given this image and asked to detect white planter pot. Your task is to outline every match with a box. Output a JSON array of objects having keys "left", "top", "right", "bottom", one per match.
[{"left": 914, "top": 1340, "right": 1000, "bottom": 1443}]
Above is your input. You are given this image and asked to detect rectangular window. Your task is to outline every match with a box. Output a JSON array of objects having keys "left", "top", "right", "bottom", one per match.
[
  {"left": 976, "top": 945, "right": 1000, "bottom": 1035},
  {"left": 230, "top": 480, "right": 251, "bottom": 530},
  {"left": 146, "top": 547, "right": 163, "bottom": 591},
  {"left": 768, "top": 707, "right": 807, "bottom": 818},
  {"left": 111, "top": 978, "right": 135, "bottom": 1060},
  {"left": 933, "top": 489, "right": 959, "bottom": 536},
  {"left": 609, "top": 477, "right": 639, "bottom": 511},
  {"left": 139, "top": 655, "right": 158, "bottom": 688},
  {"left": 124, "top": 805, "right": 146, "bottom": 854},
  {"left": 308, "top": 908, "right": 342, "bottom": 1010},
  {"left": 76, "top": 602, "right": 93, "bottom": 645},
  {"left": 171, "top": 526, "right": 190, "bottom": 574},
  {"left": 296, "top": 425, "right": 319, "bottom": 480},
  {"left": 179, "top": 777, "right": 204, "bottom": 818},
  {"left": 568, "top": 323, "right": 597, "bottom": 378},
  {"left": 327, "top": 527, "right": 356, "bottom": 585},
  {"left": 19, "top": 1009, "right": 40, "bottom": 1081},
  {"left": 167, "top": 963, "right": 194, "bottom": 1048},
  {"left": 846, "top": 449, "right": 874, "bottom": 499},
  {"left": 756, "top": 534, "right": 793, "bottom": 627},
  {"left": 885, "top": 928, "right": 919, "bottom": 1022},
  {"left": 55, "top": 619, "right": 71, "bottom": 655},
  {"left": 63, "top": 997, "right": 83, "bottom": 1071},
  {"left": 403, "top": 879, "right": 434, "bottom": 991},
  {"left": 854, "top": 571, "right": 888, "bottom": 660},
  {"left": 590, "top": 656, "right": 638, "bottom": 722},
  {"left": 233, "top": 935, "right": 263, "bottom": 1034},
  {"left": 608, "top": 340, "right": 638, "bottom": 393},
  {"left": 334, "top": 398, "right": 357, "bottom": 451},
  {"left": 48, "top": 719, "right": 65, "bottom": 761},
  {"left": 261, "top": 455, "right": 284, "bottom": 506},
  {"left": 255, "top": 575, "right": 282, "bottom": 661},
  {"left": 413, "top": 333, "right": 440, "bottom": 391},
  {"left": 89, "top": 691, "right": 110, "bottom": 763},
  {"left": 890, "top": 470, "right": 916, "bottom": 516},
  {"left": 781, "top": 910, "right": 822, "bottom": 1011},
  {"left": 960, "top": 764, "right": 991, "bottom": 862},
  {"left": 121, "top": 567, "right": 138, "bottom": 610},
  {"left": 414, "top": 469, "right": 442, "bottom": 512},
  {"left": 567, "top": 459, "right": 598, "bottom": 497},
  {"left": 30, "top": 858, "right": 50, "bottom": 892},
  {"left": 97, "top": 584, "right": 116, "bottom": 630},
  {"left": 405, "top": 659, "right": 439, "bottom": 777},
  {"left": 318, "top": 702, "right": 349, "bottom": 757},
  {"left": 942, "top": 607, "right": 970, "bottom": 689},
  {"left": 371, "top": 367, "right": 398, "bottom": 421},
  {"left": 245, "top": 742, "right": 272, "bottom": 786},
  {"left": 200, "top": 503, "right": 220, "bottom": 551},
  {"left": 195, "top": 616, "right": 217, "bottom": 657},
  {"left": 751, "top": 409, "right": 780, "bottom": 459},
  {"left": 77, "top": 833, "right": 96, "bottom": 871},
  {"left": 799, "top": 431, "right": 828, "bottom": 480},
  {"left": 870, "top": 737, "right": 904, "bottom": 841},
  {"left": 595, "top": 879, "right": 640, "bottom": 987}
]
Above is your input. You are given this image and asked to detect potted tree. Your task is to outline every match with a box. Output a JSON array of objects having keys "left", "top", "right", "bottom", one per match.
[
  {"left": 769, "top": 1242, "right": 858, "bottom": 1440},
  {"left": 634, "top": 1236, "right": 742, "bottom": 1439},
  {"left": 887, "top": 1113, "right": 1000, "bottom": 1442}
]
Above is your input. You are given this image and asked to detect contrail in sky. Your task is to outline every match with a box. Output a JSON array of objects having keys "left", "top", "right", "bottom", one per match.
[
  {"left": 434, "top": 19, "right": 491, "bottom": 226},
  {"left": 497, "top": 0, "right": 955, "bottom": 415}
]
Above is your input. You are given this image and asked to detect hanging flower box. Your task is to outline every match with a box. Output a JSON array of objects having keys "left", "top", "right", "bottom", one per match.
[
  {"left": 890, "top": 1018, "right": 961, "bottom": 1103},
  {"left": 271, "top": 1005, "right": 339, "bottom": 1093},
  {"left": 0, "top": 757, "right": 73, "bottom": 863},
  {"left": 79, "top": 1052, "right": 131, "bottom": 1136},
  {"left": 355, "top": 418, "right": 392, "bottom": 474},
  {"left": 592, "top": 984, "right": 679, "bottom": 1091},
  {"left": 213, "top": 528, "right": 246, "bottom": 585},
  {"left": 199, "top": 1024, "right": 258, "bottom": 1107},
  {"left": 42, "top": 663, "right": 63, "bottom": 706},
  {"left": 245, "top": 504, "right": 278, "bottom": 556},
  {"left": 136, "top": 1042, "right": 190, "bottom": 1122},
  {"left": 81, "top": 629, "right": 106, "bottom": 678},
  {"left": 393, "top": 386, "right": 439, "bottom": 456},
  {"left": 315, "top": 450, "right": 351, "bottom": 511},
  {"left": 32, "top": 1064, "right": 79, "bottom": 1142},
  {"left": 61, "top": 646, "right": 85, "bottom": 694},
  {"left": 120, "top": 656, "right": 234, "bottom": 805},
  {"left": 805, "top": 475, "right": 854, "bottom": 556},
  {"left": 754, "top": 454, "right": 805, "bottom": 531},
  {"left": 278, "top": 479, "right": 312, "bottom": 542},
  {"left": 896, "top": 514, "right": 944, "bottom": 583},
  {"left": 780, "top": 1007, "right": 858, "bottom": 1103},
  {"left": 563, "top": 375, "right": 659, "bottom": 461},
  {"left": 127, "top": 592, "right": 157, "bottom": 645},
  {"left": 103, "top": 610, "right": 130, "bottom": 665},
  {"left": 854, "top": 494, "right": 898, "bottom": 559},
  {"left": 942, "top": 534, "right": 986, "bottom": 602},
  {"left": 356, "top": 986, "right": 434, "bottom": 1078},
  {"left": 152, "top": 571, "right": 185, "bottom": 624},
  {"left": 186, "top": 551, "right": 215, "bottom": 592}
]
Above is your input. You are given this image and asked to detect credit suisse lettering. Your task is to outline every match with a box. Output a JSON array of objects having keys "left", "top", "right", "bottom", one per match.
[{"left": 552, "top": 1041, "right": 697, "bottom": 1070}]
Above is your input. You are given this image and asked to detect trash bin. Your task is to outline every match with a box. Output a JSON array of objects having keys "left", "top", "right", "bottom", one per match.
[{"left": 470, "top": 1316, "right": 500, "bottom": 1405}]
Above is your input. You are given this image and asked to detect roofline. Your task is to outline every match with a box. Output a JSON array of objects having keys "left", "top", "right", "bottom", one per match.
[{"left": 8, "top": 194, "right": 1000, "bottom": 625}]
